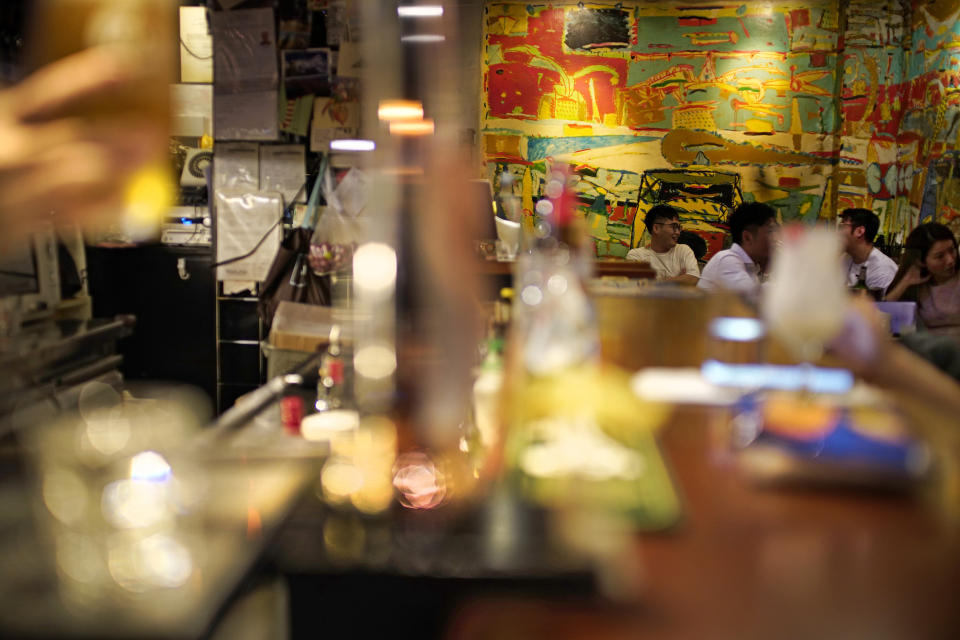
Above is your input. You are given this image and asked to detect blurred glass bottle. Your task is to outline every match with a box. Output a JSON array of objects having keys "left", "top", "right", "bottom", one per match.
[
  {"left": 502, "top": 165, "right": 603, "bottom": 480},
  {"left": 24, "top": 0, "right": 176, "bottom": 237},
  {"left": 316, "top": 325, "right": 346, "bottom": 412},
  {"left": 850, "top": 264, "right": 883, "bottom": 300},
  {"left": 513, "top": 167, "right": 599, "bottom": 377},
  {"left": 472, "top": 287, "right": 512, "bottom": 452}
]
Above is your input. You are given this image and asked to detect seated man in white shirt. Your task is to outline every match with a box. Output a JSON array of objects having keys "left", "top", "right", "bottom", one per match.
[
  {"left": 698, "top": 202, "right": 777, "bottom": 300},
  {"left": 625, "top": 204, "right": 700, "bottom": 285},
  {"left": 838, "top": 208, "right": 898, "bottom": 295}
]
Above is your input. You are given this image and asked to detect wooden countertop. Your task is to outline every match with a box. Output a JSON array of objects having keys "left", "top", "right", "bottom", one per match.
[
  {"left": 448, "top": 291, "right": 960, "bottom": 640},
  {"left": 449, "top": 404, "right": 960, "bottom": 639},
  {"left": 477, "top": 257, "right": 657, "bottom": 279}
]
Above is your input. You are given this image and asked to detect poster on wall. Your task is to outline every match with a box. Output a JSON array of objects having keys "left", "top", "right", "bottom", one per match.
[
  {"left": 212, "top": 8, "right": 278, "bottom": 93},
  {"left": 282, "top": 48, "right": 333, "bottom": 99},
  {"left": 309, "top": 89, "right": 359, "bottom": 152}
]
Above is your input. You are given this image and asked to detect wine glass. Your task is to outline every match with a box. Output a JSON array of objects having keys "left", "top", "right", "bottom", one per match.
[{"left": 763, "top": 225, "right": 849, "bottom": 382}]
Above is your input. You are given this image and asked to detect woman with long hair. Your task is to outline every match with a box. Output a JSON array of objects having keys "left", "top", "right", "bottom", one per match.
[{"left": 885, "top": 222, "right": 960, "bottom": 338}]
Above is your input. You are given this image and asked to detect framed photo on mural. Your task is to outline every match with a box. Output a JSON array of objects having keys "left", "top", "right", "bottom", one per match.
[{"left": 564, "top": 6, "right": 629, "bottom": 50}]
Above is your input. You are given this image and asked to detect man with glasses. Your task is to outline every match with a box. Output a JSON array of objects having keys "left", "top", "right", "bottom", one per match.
[
  {"left": 626, "top": 204, "right": 700, "bottom": 285},
  {"left": 837, "top": 208, "right": 897, "bottom": 295},
  {"left": 698, "top": 202, "right": 778, "bottom": 301}
]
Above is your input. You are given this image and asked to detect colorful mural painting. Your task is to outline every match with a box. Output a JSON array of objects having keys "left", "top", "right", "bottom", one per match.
[
  {"left": 481, "top": 0, "right": 960, "bottom": 257},
  {"left": 905, "top": 0, "right": 960, "bottom": 238}
]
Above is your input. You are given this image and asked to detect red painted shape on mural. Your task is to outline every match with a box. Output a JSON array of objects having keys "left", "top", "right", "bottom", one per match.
[
  {"left": 487, "top": 63, "right": 559, "bottom": 119},
  {"left": 678, "top": 17, "right": 717, "bottom": 26},
  {"left": 486, "top": 153, "right": 532, "bottom": 165},
  {"left": 809, "top": 51, "right": 828, "bottom": 67},
  {"left": 778, "top": 177, "right": 801, "bottom": 188},
  {"left": 702, "top": 231, "right": 726, "bottom": 261},
  {"left": 790, "top": 9, "right": 810, "bottom": 28},
  {"left": 610, "top": 204, "right": 625, "bottom": 223},
  {"left": 842, "top": 94, "right": 868, "bottom": 124},
  {"left": 486, "top": 8, "right": 627, "bottom": 123}
]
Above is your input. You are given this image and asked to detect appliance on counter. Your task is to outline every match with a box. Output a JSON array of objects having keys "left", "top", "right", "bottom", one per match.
[
  {"left": 180, "top": 148, "right": 213, "bottom": 188},
  {"left": 162, "top": 206, "right": 212, "bottom": 246}
]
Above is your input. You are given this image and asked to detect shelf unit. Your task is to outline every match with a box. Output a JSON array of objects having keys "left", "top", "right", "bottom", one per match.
[{"left": 215, "top": 283, "right": 266, "bottom": 414}]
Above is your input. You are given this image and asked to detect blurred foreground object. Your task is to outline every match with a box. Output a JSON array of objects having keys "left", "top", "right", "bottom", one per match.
[
  {"left": 0, "top": 382, "right": 316, "bottom": 638},
  {"left": 733, "top": 389, "right": 931, "bottom": 490},
  {"left": 505, "top": 169, "right": 680, "bottom": 533},
  {"left": 828, "top": 297, "right": 960, "bottom": 419},
  {"left": 0, "top": 0, "right": 174, "bottom": 247},
  {"left": 764, "top": 224, "right": 848, "bottom": 365}
]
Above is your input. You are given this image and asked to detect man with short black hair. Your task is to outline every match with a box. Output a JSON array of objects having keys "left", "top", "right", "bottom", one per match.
[
  {"left": 625, "top": 204, "right": 699, "bottom": 285},
  {"left": 698, "top": 202, "right": 778, "bottom": 300},
  {"left": 838, "top": 208, "right": 897, "bottom": 294}
]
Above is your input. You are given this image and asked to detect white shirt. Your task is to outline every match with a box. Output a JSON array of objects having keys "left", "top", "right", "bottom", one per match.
[
  {"left": 625, "top": 243, "right": 700, "bottom": 280},
  {"left": 698, "top": 243, "right": 763, "bottom": 299},
  {"left": 841, "top": 247, "right": 898, "bottom": 293}
]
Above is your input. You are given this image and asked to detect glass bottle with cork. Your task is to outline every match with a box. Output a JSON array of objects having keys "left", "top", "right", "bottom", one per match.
[{"left": 316, "top": 324, "right": 346, "bottom": 412}]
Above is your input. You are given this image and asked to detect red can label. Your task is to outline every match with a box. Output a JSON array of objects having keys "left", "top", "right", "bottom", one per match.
[{"left": 280, "top": 395, "right": 304, "bottom": 435}]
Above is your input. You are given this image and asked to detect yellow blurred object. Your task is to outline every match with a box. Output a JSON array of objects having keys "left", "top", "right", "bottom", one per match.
[
  {"left": 503, "top": 364, "right": 680, "bottom": 531},
  {"left": 124, "top": 163, "right": 175, "bottom": 226},
  {"left": 199, "top": 134, "right": 214, "bottom": 150},
  {"left": 512, "top": 365, "right": 671, "bottom": 445},
  {"left": 25, "top": 0, "right": 175, "bottom": 236}
]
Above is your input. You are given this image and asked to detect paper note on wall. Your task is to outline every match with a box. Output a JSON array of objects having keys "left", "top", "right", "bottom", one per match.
[
  {"left": 215, "top": 91, "right": 278, "bottom": 141},
  {"left": 337, "top": 41, "right": 363, "bottom": 78},
  {"left": 260, "top": 145, "right": 306, "bottom": 206},
  {"left": 179, "top": 6, "right": 212, "bottom": 83},
  {"left": 214, "top": 142, "right": 260, "bottom": 191},
  {"left": 171, "top": 83, "right": 212, "bottom": 137},
  {"left": 212, "top": 8, "right": 278, "bottom": 93},
  {"left": 215, "top": 190, "right": 283, "bottom": 282}
]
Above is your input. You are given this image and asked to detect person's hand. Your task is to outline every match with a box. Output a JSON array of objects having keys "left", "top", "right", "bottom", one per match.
[
  {"left": 826, "top": 296, "right": 889, "bottom": 378},
  {"left": 900, "top": 263, "right": 930, "bottom": 287},
  {"left": 0, "top": 47, "right": 166, "bottom": 245}
]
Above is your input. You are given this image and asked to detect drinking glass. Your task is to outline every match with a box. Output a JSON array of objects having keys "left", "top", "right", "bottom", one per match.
[{"left": 763, "top": 225, "right": 848, "bottom": 373}]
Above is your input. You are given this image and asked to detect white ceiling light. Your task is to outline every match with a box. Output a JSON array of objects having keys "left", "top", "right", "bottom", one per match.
[
  {"left": 401, "top": 34, "right": 446, "bottom": 43},
  {"left": 398, "top": 6, "right": 444, "bottom": 18},
  {"left": 330, "top": 139, "right": 376, "bottom": 151}
]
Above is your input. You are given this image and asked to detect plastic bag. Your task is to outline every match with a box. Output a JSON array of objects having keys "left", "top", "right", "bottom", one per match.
[{"left": 308, "top": 167, "right": 367, "bottom": 275}]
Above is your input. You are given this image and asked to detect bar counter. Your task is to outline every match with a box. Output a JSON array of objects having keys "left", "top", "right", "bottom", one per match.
[
  {"left": 2, "top": 290, "right": 959, "bottom": 639},
  {"left": 450, "top": 403, "right": 960, "bottom": 639},
  {"left": 449, "top": 291, "right": 960, "bottom": 639}
]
